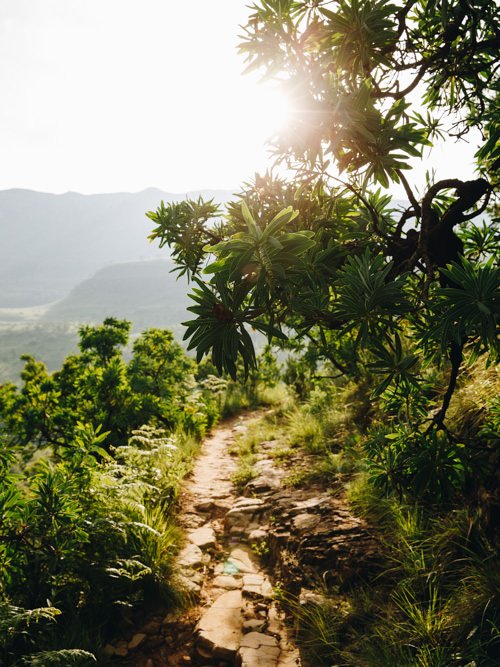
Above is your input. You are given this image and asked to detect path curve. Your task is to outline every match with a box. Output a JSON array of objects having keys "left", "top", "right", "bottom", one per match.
[{"left": 118, "top": 411, "right": 301, "bottom": 667}]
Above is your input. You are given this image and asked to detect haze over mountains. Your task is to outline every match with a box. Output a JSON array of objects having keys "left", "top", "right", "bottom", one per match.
[
  {"left": 0, "top": 187, "right": 233, "bottom": 307},
  {"left": 0, "top": 187, "right": 233, "bottom": 381}
]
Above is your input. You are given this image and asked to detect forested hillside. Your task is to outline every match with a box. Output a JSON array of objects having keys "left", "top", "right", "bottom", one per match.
[{"left": 0, "top": 189, "right": 231, "bottom": 382}]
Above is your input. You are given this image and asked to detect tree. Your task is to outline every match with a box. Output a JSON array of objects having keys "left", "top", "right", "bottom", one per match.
[
  {"left": 148, "top": 0, "right": 499, "bottom": 435},
  {"left": 0, "top": 322, "right": 204, "bottom": 449}
]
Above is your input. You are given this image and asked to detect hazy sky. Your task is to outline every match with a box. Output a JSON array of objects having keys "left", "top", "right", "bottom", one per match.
[{"left": 1, "top": 0, "right": 479, "bottom": 196}]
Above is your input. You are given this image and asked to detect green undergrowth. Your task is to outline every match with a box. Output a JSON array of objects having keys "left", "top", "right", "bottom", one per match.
[
  {"left": 222, "top": 379, "right": 291, "bottom": 418},
  {"left": 0, "top": 424, "right": 199, "bottom": 666},
  {"left": 0, "top": 321, "right": 227, "bottom": 666},
  {"left": 250, "top": 367, "right": 500, "bottom": 665},
  {"left": 285, "top": 482, "right": 500, "bottom": 665}
]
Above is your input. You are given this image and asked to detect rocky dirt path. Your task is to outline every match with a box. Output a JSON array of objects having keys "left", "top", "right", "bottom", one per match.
[
  {"left": 109, "top": 410, "right": 380, "bottom": 666},
  {"left": 113, "top": 411, "right": 301, "bottom": 667}
]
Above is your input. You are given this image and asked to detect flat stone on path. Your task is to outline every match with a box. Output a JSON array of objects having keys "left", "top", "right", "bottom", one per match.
[
  {"left": 238, "top": 632, "right": 280, "bottom": 666},
  {"left": 177, "top": 542, "right": 204, "bottom": 568},
  {"left": 196, "top": 590, "right": 243, "bottom": 659},
  {"left": 242, "top": 573, "right": 273, "bottom": 599},
  {"left": 188, "top": 525, "right": 216, "bottom": 549},
  {"left": 227, "top": 546, "right": 260, "bottom": 574},
  {"left": 212, "top": 574, "right": 242, "bottom": 590}
]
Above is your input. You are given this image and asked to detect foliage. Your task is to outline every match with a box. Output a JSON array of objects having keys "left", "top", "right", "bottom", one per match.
[
  {"left": 0, "top": 321, "right": 221, "bottom": 664},
  {"left": 148, "top": 0, "right": 499, "bottom": 513},
  {"left": 146, "top": 5, "right": 500, "bottom": 658},
  {"left": 0, "top": 319, "right": 205, "bottom": 449}
]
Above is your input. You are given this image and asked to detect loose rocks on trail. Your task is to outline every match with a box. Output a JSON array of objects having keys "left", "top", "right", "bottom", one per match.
[{"left": 108, "top": 411, "right": 379, "bottom": 666}]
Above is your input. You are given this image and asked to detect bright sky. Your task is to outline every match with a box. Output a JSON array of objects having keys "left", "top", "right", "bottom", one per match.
[{"left": 0, "top": 0, "right": 479, "bottom": 196}]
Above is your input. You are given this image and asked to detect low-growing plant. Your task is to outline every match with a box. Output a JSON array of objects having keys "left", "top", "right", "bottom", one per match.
[{"left": 286, "top": 408, "right": 324, "bottom": 453}]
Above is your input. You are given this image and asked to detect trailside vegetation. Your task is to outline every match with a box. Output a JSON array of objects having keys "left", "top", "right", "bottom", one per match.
[
  {"left": 0, "top": 318, "right": 228, "bottom": 665},
  {"left": 147, "top": 1, "right": 500, "bottom": 663}
]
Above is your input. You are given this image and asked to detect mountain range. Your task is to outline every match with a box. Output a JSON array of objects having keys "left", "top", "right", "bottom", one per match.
[
  {"left": 0, "top": 187, "right": 233, "bottom": 381},
  {"left": 0, "top": 187, "right": 232, "bottom": 307}
]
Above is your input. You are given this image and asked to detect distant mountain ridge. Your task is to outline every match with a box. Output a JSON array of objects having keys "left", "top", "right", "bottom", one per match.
[
  {"left": 0, "top": 187, "right": 233, "bottom": 307},
  {"left": 41, "top": 260, "right": 191, "bottom": 334}
]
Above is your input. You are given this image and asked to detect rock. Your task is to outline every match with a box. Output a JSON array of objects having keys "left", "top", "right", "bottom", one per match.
[
  {"left": 177, "top": 573, "right": 202, "bottom": 596},
  {"left": 225, "top": 499, "right": 269, "bottom": 532},
  {"left": 227, "top": 546, "right": 259, "bottom": 574},
  {"left": 213, "top": 574, "right": 242, "bottom": 590},
  {"left": 242, "top": 573, "right": 273, "bottom": 599},
  {"left": 178, "top": 542, "right": 204, "bottom": 568},
  {"left": 243, "top": 618, "right": 267, "bottom": 633},
  {"left": 289, "top": 496, "right": 328, "bottom": 515},
  {"left": 245, "top": 469, "right": 282, "bottom": 494},
  {"left": 248, "top": 528, "right": 268, "bottom": 541},
  {"left": 292, "top": 513, "right": 321, "bottom": 532},
  {"left": 233, "top": 497, "right": 265, "bottom": 509},
  {"left": 196, "top": 590, "right": 243, "bottom": 659},
  {"left": 243, "top": 573, "right": 265, "bottom": 586},
  {"left": 183, "top": 512, "right": 206, "bottom": 528},
  {"left": 266, "top": 603, "right": 282, "bottom": 635},
  {"left": 188, "top": 525, "right": 217, "bottom": 549},
  {"left": 128, "top": 632, "right": 147, "bottom": 649},
  {"left": 195, "top": 499, "right": 215, "bottom": 512},
  {"left": 299, "top": 588, "right": 327, "bottom": 607},
  {"left": 238, "top": 632, "right": 280, "bottom": 667},
  {"left": 140, "top": 620, "right": 161, "bottom": 634},
  {"left": 240, "top": 632, "right": 279, "bottom": 649}
]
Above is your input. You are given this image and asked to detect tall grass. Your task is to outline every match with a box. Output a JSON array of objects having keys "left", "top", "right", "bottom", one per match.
[{"left": 270, "top": 367, "right": 500, "bottom": 666}]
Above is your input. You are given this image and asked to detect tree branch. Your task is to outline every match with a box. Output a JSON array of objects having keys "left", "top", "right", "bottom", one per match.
[{"left": 396, "top": 169, "right": 421, "bottom": 215}]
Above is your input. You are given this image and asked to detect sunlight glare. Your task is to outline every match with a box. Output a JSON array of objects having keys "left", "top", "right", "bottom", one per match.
[{"left": 242, "top": 83, "right": 293, "bottom": 144}]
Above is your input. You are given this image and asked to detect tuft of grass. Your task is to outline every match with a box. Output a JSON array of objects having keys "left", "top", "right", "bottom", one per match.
[
  {"left": 232, "top": 458, "right": 258, "bottom": 493},
  {"left": 256, "top": 382, "right": 293, "bottom": 409},
  {"left": 270, "top": 446, "right": 295, "bottom": 462},
  {"left": 276, "top": 590, "right": 352, "bottom": 666},
  {"left": 312, "top": 451, "right": 359, "bottom": 482},
  {"left": 286, "top": 408, "right": 324, "bottom": 453},
  {"left": 283, "top": 467, "right": 316, "bottom": 488}
]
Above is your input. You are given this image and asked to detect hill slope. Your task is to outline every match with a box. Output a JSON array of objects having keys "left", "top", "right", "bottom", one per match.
[
  {"left": 0, "top": 187, "right": 232, "bottom": 306},
  {"left": 42, "top": 260, "right": 191, "bottom": 334}
]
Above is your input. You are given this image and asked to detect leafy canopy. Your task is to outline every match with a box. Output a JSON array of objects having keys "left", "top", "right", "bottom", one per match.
[{"left": 148, "top": 0, "right": 499, "bottom": 432}]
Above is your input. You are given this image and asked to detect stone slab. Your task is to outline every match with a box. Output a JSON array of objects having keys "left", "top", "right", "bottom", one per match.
[
  {"left": 238, "top": 632, "right": 281, "bottom": 667},
  {"left": 188, "top": 525, "right": 216, "bottom": 549},
  {"left": 196, "top": 590, "right": 243, "bottom": 660},
  {"left": 212, "top": 574, "right": 242, "bottom": 590},
  {"left": 177, "top": 542, "right": 204, "bottom": 568}
]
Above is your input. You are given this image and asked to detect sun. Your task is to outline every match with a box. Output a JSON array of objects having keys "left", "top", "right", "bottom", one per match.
[
  {"left": 250, "top": 85, "right": 292, "bottom": 140},
  {"left": 239, "top": 82, "right": 294, "bottom": 144}
]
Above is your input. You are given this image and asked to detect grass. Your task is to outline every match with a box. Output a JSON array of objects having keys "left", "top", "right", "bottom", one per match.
[
  {"left": 230, "top": 412, "right": 282, "bottom": 492},
  {"left": 222, "top": 381, "right": 292, "bottom": 417},
  {"left": 286, "top": 408, "right": 324, "bottom": 452},
  {"left": 268, "top": 374, "right": 500, "bottom": 666},
  {"left": 220, "top": 369, "right": 500, "bottom": 665}
]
